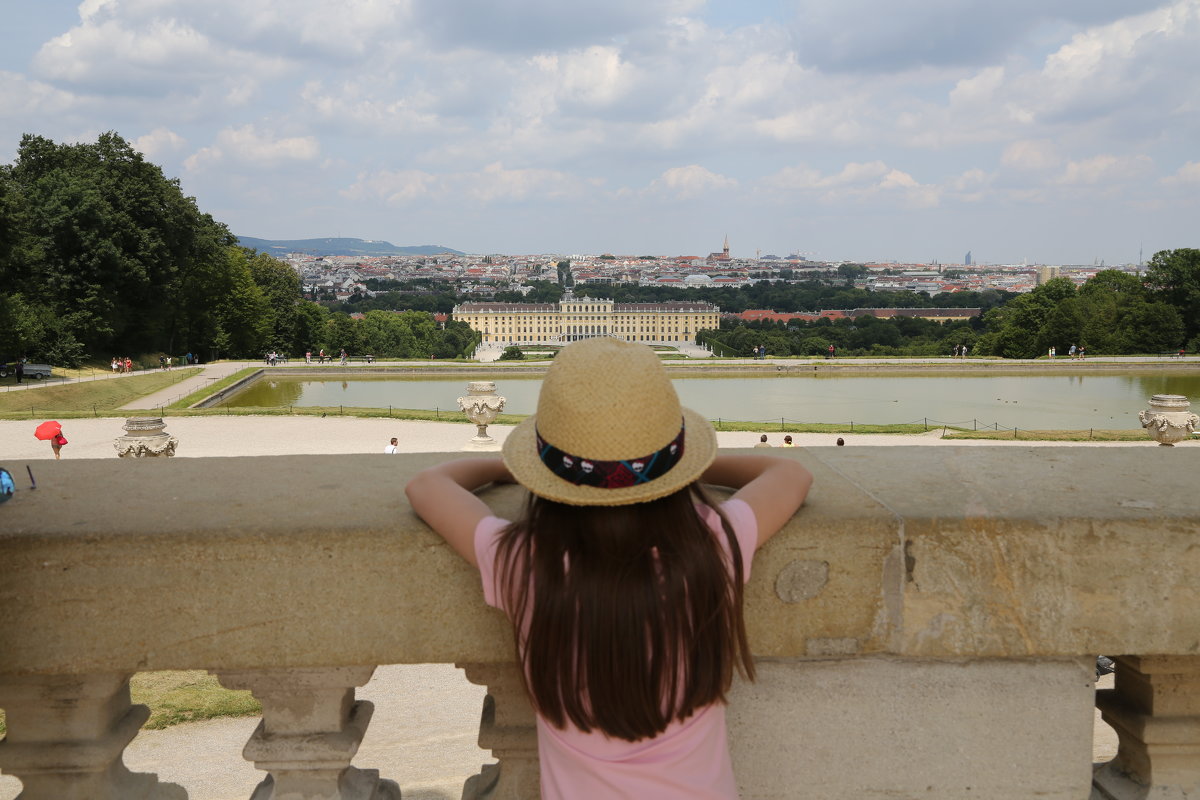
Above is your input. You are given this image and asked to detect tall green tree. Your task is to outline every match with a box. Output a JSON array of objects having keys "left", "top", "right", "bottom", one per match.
[
  {"left": 247, "top": 250, "right": 302, "bottom": 352},
  {"left": 1143, "top": 248, "right": 1200, "bottom": 341},
  {"left": 2, "top": 132, "right": 235, "bottom": 362}
]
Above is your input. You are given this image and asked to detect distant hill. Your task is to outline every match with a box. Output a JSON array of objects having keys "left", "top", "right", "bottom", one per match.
[{"left": 236, "top": 236, "right": 465, "bottom": 257}]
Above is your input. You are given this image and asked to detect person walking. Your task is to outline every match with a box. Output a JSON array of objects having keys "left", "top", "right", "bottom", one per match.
[
  {"left": 15, "top": 359, "right": 23, "bottom": 384},
  {"left": 51, "top": 430, "right": 68, "bottom": 459},
  {"left": 406, "top": 338, "right": 812, "bottom": 800}
]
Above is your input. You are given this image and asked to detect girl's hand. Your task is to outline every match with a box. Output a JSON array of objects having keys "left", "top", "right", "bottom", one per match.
[{"left": 405, "top": 458, "right": 513, "bottom": 567}]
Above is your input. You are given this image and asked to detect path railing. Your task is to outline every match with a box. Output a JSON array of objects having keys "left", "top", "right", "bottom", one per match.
[{"left": 1, "top": 448, "right": 1198, "bottom": 799}]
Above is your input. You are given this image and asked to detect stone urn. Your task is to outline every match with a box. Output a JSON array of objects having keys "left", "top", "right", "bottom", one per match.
[
  {"left": 114, "top": 417, "right": 179, "bottom": 458},
  {"left": 1138, "top": 394, "right": 1199, "bottom": 446},
  {"left": 458, "top": 381, "right": 506, "bottom": 451}
]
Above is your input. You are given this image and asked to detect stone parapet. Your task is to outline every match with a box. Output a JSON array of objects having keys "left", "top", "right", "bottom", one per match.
[{"left": 1, "top": 447, "right": 1198, "bottom": 798}]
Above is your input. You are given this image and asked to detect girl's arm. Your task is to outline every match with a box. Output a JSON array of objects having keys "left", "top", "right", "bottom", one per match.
[
  {"left": 701, "top": 454, "right": 813, "bottom": 548},
  {"left": 405, "top": 458, "right": 513, "bottom": 567}
]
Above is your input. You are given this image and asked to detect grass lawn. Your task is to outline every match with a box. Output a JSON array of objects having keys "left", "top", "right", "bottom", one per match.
[
  {"left": 0, "top": 671, "right": 261, "bottom": 737},
  {"left": 0, "top": 368, "right": 200, "bottom": 418},
  {"left": 131, "top": 671, "right": 261, "bottom": 729},
  {"left": 941, "top": 428, "right": 1152, "bottom": 442}
]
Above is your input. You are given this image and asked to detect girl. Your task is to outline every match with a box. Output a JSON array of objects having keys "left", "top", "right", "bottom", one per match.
[{"left": 406, "top": 338, "right": 812, "bottom": 799}]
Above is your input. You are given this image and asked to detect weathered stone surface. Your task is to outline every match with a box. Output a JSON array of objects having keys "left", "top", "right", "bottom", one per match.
[{"left": 1, "top": 448, "right": 1199, "bottom": 674}]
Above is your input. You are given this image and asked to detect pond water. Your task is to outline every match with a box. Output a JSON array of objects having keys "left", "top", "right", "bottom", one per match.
[{"left": 218, "top": 371, "right": 1200, "bottom": 429}]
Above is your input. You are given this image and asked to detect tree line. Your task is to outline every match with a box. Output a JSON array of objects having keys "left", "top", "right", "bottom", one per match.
[
  {"left": 0, "top": 133, "right": 477, "bottom": 365},
  {"left": 700, "top": 253, "right": 1200, "bottom": 358}
]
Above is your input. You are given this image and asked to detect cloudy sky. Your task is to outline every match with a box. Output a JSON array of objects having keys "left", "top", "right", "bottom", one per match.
[{"left": 2, "top": 0, "right": 1198, "bottom": 263}]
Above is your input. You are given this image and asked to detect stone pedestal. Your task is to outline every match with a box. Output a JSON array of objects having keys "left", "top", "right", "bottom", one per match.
[
  {"left": 1138, "top": 394, "right": 1199, "bottom": 446},
  {"left": 0, "top": 673, "right": 185, "bottom": 800},
  {"left": 458, "top": 663, "right": 540, "bottom": 800},
  {"left": 458, "top": 381, "right": 506, "bottom": 452},
  {"left": 1094, "top": 656, "right": 1200, "bottom": 798},
  {"left": 114, "top": 417, "right": 179, "bottom": 458},
  {"left": 215, "top": 666, "right": 399, "bottom": 800}
]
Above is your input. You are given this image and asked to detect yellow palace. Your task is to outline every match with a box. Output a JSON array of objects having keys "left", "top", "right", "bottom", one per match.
[{"left": 453, "top": 293, "right": 721, "bottom": 346}]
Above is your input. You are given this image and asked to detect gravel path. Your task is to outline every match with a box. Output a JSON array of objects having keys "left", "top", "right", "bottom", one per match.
[{"left": 0, "top": 414, "right": 1169, "bottom": 462}]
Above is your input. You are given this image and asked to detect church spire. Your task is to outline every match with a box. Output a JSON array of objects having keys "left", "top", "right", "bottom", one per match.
[{"left": 723, "top": 234, "right": 729, "bottom": 256}]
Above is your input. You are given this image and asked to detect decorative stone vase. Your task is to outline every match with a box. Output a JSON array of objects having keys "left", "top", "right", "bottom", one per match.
[
  {"left": 1138, "top": 394, "right": 1199, "bottom": 446},
  {"left": 114, "top": 417, "right": 179, "bottom": 458},
  {"left": 458, "top": 381, "right": 506, "bottom": 451}
]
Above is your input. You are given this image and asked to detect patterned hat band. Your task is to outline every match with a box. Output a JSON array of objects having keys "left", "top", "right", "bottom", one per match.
[{"left": 536, "top": 421, "right": 686, "bottom": 489}]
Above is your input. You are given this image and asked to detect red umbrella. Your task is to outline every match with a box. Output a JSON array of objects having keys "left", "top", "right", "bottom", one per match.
[{"left": 34, "top": 420, "right": 62, "bottom": 441}]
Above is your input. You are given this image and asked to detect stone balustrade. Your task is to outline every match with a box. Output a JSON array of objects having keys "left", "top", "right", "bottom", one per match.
[{"left": 1, "top": 448, "right": 1198, "bottom": 799}]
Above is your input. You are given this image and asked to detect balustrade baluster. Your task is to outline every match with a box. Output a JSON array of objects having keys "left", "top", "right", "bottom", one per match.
[
  {"left": 0, "top": 672, "right": 184, "bottom": 800},
  {"left": 215, "top": 666, "right": 399, "bottom": 800},
  {"left": 457, "top": 663, "right": 539, "bottom": 800},
  {"left": 1094, "top": 655, "right": 1200, "bottom": 798}
]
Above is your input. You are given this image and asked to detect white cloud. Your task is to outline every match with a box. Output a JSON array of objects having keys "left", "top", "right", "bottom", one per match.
[
  {"left": 760, "top": 161, "right": 939, "bottom": 208},
  {"left": 1055, "top": 154, "right": 1153, "bottom": 186},
  {"left": 1001, "top": 140, "right": 1062, "bottom": 171},
  {"left": 647, "top": 165, "right": 736, "bottom": 199},
  {"left": 134, "top": 127, "right": 186, "bottom": 159},
  {"left": 342, "top": 162, "right": 586, "bottom": 206},
  {"left": 0, "top": 70, "right": 77, "bottom": 116},
  {"left": 1160, "top": 161, "right": 1200, "bottom": 186},
  {"left": 185, "top": 125, "right": 318, "bottom": 171}
]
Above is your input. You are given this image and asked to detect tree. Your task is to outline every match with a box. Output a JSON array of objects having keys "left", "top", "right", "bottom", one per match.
[
  {"left": 214, "top": 248, "right": 272, "bottom": 358},
  {"left": 2, "top": 132, "right": 236, "bottom": 361},
  {"left": 247, "top": 250, "right": 302, "bottom": 353},
  {"left": 1144, "top": 249, "right": 1200, "bottom": 340}
]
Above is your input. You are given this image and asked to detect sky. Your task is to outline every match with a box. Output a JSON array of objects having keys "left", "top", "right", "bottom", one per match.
[{"left": 2, "top": 0, "right": 1198, "bottom": 264}]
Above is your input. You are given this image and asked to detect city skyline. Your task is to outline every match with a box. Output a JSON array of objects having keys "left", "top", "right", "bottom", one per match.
[{"left": 3, "top": 1, "right": 1198, "bottom": 265}]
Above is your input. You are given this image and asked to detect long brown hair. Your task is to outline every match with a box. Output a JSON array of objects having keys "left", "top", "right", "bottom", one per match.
[{"left": 494, "top": 482, "right": 754, "bottom": 742}]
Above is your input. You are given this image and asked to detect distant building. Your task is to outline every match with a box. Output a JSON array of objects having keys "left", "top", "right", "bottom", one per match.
[
  {"left": 454, "top": 292, "right": 720, "bottom": 345},
  {"left": 737, "top": 308, "right": 981, "bottom": 324},
  {"left": 707, "top": 235, "right": 732, "bottom": 264},
  {"left": 964, "top": 251, "right": 973, "bottom": 266},
  {"left": 1036, "top": 266, "right": 1061, "bottom": 285}
]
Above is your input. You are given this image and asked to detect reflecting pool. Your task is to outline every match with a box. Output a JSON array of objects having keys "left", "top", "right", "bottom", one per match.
[{"left": 219, "top": 371, "right": 1200, "bottom": 429}]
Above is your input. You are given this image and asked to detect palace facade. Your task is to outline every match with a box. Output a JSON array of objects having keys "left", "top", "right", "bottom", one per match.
[{"left": 453, "top": 294, "right": 721, "bottom": 346}]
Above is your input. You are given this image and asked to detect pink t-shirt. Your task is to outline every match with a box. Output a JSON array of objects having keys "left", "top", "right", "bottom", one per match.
[{"left": 474, "top": 498, "right": 758, "bottom": 800}]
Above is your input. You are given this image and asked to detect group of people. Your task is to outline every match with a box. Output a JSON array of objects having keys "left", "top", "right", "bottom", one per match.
[
  {"left": 754, "top": 434, "right": 795, "bottom": 447},
  {"left": 110, "top": 356, "right": 135, "bottom": 373},
  {"left": 303, "top": 349, "right": 352, "bottom": 365},
  {"left": 952, "top": 343, "right": 970, "bottom": 358},
  {"left": 1066, "top": 344, "right": 1086, "bottom": 359},
  {"left": 754, "top": 433, "right": 846, "bottom": 448}
]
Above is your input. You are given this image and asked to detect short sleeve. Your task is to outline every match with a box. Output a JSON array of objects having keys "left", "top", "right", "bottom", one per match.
[
  {"left": 699, "top": 498, "right": 758, "bottom": 581},
  {"left": 474, "top": 516, "right": 512, "bottom": 609}
]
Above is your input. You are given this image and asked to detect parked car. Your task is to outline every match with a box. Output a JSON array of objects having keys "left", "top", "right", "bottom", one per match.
[{"left": 0, "top": 362, "right": 53, "bottom": 379}]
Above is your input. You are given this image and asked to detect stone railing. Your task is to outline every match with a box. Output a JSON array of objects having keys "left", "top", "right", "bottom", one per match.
[{"left": 1, "top": 448, "right": 1198, "bottom": 799}]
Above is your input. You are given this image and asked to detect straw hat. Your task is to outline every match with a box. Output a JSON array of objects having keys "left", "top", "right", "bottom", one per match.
[{"left": 502, "top": 338, "right": 717, "bottom": 506}]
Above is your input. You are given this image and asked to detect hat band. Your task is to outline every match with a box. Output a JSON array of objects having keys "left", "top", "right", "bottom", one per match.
[{"left": 536, "top": 421, "right": 686, "bottom": 489}]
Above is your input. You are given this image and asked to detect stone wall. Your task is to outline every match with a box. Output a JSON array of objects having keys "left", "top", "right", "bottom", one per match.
[{"left": 1, "top": 448, "right": 1198, "bottom": 798}]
